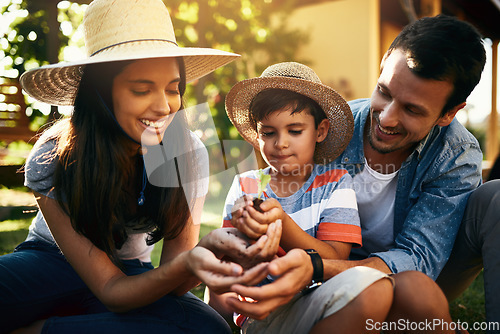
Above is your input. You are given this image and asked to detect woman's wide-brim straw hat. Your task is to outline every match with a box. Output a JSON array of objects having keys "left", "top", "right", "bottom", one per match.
[
  {"left": 225, "top": 62, "right": 354, "bottom": 164},
  {"left": 20, "top": 0, "right": 240, "bottom": 106}
]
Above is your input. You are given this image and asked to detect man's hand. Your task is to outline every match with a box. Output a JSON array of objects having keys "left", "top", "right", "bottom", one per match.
[{"left": 225, "top": 248, "right": 313, "bottom": 320}]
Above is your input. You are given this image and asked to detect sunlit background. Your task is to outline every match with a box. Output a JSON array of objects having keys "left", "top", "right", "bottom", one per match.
[
  {"left": 0, "top": 1, "right": 497, "bottom": 325},
  {"left": 1, "top": 0, "right": 498, "bottom": 133},
  {"left": 1, "top": 0, "right": 499, "bottom": 209}
]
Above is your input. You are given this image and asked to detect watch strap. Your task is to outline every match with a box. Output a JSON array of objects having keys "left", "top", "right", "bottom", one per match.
[{"left": 305, "top": 249, "right": 323, "bottom": 284}]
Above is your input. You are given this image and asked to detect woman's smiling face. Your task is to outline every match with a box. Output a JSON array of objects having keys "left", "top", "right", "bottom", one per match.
[{"left": 112, "top": 57, "right": 182, "bottom": 146}]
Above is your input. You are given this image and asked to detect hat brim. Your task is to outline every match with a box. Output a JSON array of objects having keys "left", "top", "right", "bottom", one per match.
[
  {"left": 225, "top": 76, "right": 354, "bottom": 164},
  {"left": 20, "top": 40, "right": 239, "bottom": 106}
]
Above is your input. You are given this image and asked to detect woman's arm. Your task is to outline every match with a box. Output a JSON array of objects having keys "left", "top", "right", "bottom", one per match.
[
  {"left": 161, "top": 196, "right": 204, "bottom": 295},
  {"left": 34, "top": 192, "right": 202, "bottom": 312}
]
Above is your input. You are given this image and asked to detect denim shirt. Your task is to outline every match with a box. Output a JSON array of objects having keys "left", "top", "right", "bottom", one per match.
[{"left": 330, "top": 98, "right": 482, "bottom": 279}]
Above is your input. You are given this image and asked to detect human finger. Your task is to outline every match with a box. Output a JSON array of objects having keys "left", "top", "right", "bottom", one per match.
[
  {"left": 246, "top": 203, "right": 282, "bottom": 226},
  {"left": 237, "top": 211, "right": 268, "bottom": 239},
  {"left": 234, "top": 262, "right": 270, "bottom": 286},
  {"left": 233, "top": 249, "right": 312, "bottom": 300},
  {"left": 257, "top": 198, "right": 281, "bottom": 211},
  {"left": 244, "top": 220, "right": 281, "bottom": 262},
  {"left": 259, "top": 219, "right": 282, "bottom": 259},
  {"left": 189, "top": 246, "right": 243, "bottom": 274},
  {"left": 225, "top": 292, "right": 290, "bottom": 320}
]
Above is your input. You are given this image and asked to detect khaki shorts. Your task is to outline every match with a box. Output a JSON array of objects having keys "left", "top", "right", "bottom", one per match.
[{"left": 242, "top": 266, "right": 391, "bottom": 334}]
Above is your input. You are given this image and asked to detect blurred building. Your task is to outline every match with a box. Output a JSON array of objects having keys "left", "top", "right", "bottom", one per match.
[{"left": 284, "top": 0, "right": 500, "bottom": 163}]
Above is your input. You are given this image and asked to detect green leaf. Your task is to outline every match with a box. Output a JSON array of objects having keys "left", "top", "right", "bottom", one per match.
[{"left": 256, "top": 169, "right": 271, "bottom": 199}]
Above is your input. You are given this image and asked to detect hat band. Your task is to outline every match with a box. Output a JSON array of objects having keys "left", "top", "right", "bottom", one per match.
[{"left": 90, "top": 39, "right": 178, "bottom": 57}]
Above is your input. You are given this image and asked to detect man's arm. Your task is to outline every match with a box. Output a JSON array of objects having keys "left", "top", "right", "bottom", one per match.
[
  {"left": 226, "top": 249, "right": 391, "bottom": 320},
  {"left": 323, "top": 256, "right": 391, "bottom": 277}
]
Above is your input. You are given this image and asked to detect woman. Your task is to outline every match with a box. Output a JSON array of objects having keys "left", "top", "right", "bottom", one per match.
[{"left": 0, "top": 0, "right": 279, "bottom": 332}]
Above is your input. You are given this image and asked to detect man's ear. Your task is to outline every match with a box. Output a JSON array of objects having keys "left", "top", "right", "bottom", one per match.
[
  {"left": 316, "top": 119, "right": 330, "bottom": 143},
  {"left": 437, "top": 102, "right": 466, "bottom": 127}
]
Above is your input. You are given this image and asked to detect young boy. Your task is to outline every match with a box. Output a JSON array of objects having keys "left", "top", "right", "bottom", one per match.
[{"left": 223, "top": 61, "right": 360, "bottom": 263}]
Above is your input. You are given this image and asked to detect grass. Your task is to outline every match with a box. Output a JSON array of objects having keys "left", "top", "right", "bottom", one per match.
[
  {"left": 0, "top": 219, "right": 31, "bottom": 254},
  {"left": 449, "top": 271, "right": 486, "bottom": 331},
  {"left": 0, "top": 188, "right": 488, "bottom": 330}
]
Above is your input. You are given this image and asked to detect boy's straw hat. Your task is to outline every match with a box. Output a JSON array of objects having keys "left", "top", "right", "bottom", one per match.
[
  {"left": 20, "top": 0, "right": 240, "bottom": 106},
  {"left": 225, "top": 62, "right": 354, "bottom": 164}
]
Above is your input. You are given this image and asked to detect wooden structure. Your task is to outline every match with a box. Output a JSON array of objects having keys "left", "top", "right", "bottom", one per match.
[{"left": 0, "top": 77, "right": 36, "bottom": 144}]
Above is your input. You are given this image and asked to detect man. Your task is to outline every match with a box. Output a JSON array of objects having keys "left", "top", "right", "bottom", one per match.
[
  {"left": 226, "top": 14, "right": 500, "bottom": 330},
  {"left": 331, "top": 14, "right": 485, "bottom": 279}
]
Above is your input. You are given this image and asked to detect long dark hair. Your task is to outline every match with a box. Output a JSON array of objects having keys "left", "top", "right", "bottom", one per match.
[{"left": 51, "top": 58, "right": 195, "bottom": 266}]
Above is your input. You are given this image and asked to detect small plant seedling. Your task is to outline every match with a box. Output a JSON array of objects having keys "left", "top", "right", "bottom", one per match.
[{"left": 253, "top": 169, "right": 271, "bottom": 212}]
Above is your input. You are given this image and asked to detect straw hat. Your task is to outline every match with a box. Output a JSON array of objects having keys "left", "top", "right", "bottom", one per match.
[
  {"left": 20, "top": 0, "right": 240, "bottom": 106},
  {"left": 225, "top": 62, "right": 354, "bottom": 164}
]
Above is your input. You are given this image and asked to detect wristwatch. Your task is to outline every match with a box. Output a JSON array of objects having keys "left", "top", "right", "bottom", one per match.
[{"left": 303, "top": 249, "right": 323, "bottom": 294}]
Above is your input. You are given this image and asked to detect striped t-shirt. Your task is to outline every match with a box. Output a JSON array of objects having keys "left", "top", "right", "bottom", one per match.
[{"left": 222, "top": 164, "right": 362, "bottom": 247}]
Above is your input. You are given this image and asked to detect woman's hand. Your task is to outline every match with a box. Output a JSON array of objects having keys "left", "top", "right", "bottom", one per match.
[
  {"left": 243, "top": 219, "right": 282, "bottom": 266},
  {"left": 185, "top": 246, "right": 269, "bottom": 294},
  {"left": 198, "top": 227, "right": 250, "bottom": 259},
  {"left": 199, "top": 221, "right": 282, "bottom": 269}
]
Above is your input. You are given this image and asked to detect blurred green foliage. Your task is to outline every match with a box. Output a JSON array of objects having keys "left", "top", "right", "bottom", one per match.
[
  {"left": 1, "top": 0, "right": 309, "bottom": 138},
  {"left": 1, "top": 0, "right": 310, "bottom": 179}
]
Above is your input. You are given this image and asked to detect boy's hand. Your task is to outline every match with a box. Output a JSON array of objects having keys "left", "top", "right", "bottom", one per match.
[
  {"left": 234, "top": 198, "right": 285, "bottom": 240},
  {"left": 230, "top": 195, "right": 253, "bottom": 230}
]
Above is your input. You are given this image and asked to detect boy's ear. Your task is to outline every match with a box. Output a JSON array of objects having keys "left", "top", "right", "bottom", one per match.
[{"left": 316, "top": 119, "right": 329, "bottom": 143}]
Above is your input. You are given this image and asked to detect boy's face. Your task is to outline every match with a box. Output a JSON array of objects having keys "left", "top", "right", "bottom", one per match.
[{"left": 256, "top": 105, "right": 328, "bottom": 176}]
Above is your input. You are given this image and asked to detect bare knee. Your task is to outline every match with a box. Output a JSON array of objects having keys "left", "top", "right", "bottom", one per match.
[
  {"left": 356, "top": 277, "right": 395, "bottom": 319},
  {"left": 310, "top": 277, "right": 394, "bottom": 334},
  {"left": 391, "top": 271, "right": 451, "bottom": 320}
]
